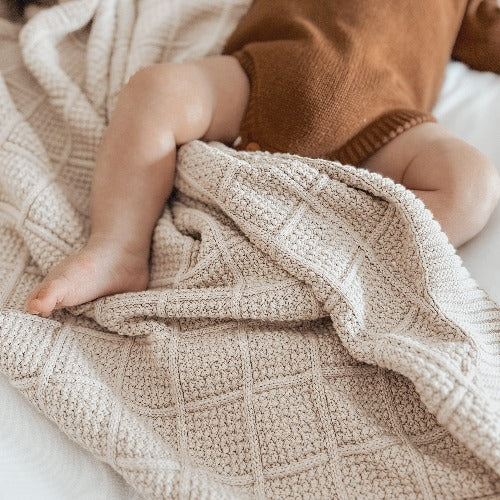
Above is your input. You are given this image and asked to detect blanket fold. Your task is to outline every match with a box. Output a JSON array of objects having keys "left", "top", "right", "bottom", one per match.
[{"left": 1, "top": 1, "right": 499, "bottom": 498}]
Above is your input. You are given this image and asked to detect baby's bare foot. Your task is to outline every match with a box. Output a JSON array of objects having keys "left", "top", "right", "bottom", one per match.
[{"left": 26, "top": 242, "right": 149, "bottom": 316}]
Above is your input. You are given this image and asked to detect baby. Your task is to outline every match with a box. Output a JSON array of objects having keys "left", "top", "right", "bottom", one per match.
[{"left": 26, "top": 0, "right": 500, "bottom": 316}]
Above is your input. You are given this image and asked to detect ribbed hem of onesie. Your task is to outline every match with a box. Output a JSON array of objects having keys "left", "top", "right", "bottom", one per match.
[
  {"left": 229, "top": 48, "right": 437, "bottom": 166},
  {"left": 330, "top": 110, "right": 437, "bottom": 166}
]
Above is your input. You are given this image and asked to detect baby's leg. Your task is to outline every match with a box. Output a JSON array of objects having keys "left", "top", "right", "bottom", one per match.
[
  {"left": 362, "top": 123, "right": 500, "bottom": 248},
  {"left": 26, "top": 55, "right": 249, "bottom": 316}
]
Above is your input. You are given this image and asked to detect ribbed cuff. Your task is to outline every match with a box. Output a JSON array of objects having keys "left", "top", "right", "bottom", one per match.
[{"left": 330, "top": 110, "right": 437, "bottom": 166}]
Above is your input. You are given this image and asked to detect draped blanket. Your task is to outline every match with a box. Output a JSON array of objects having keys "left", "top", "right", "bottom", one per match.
[{"left": 1, "top": 1, "right": 499, "bottom": 498}]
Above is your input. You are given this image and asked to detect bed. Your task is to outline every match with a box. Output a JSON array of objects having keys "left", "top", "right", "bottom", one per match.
[{"left": 1, "top": 1, "right": 499, "bottom": 499}]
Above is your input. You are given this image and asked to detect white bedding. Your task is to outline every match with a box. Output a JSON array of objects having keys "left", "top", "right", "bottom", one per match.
[
  {"left": 1, "top": 5, "right": 499, "bottom": 498},
  {"left": 434, "top": 62, "right": 500, "bottom": 305}
]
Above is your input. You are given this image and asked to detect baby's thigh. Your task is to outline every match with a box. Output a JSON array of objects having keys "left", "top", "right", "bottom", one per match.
[
  {"left": 362, "top": 122, "right": 500, "bottom": 214},
  {"left": 363, "top": 123, "right": 492, "bottom": 187},
  {"left": 360, "top": 123, "right": 452, "bottom": 185}
]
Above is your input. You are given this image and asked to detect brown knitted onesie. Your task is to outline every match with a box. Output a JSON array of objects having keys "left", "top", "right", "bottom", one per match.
[{"left": 223, "top": 0, "right": 500, "bottom": 166}]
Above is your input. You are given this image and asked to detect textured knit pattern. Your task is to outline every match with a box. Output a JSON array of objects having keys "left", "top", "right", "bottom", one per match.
[
  {"left": 223, "top": 0, "right": 500, "bottom": 165},
  {"left": 1, "top": 1, "right": 500, "bottom": 499}
]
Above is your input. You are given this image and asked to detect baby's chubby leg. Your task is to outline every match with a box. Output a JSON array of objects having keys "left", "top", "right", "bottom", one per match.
[
  {"left": 362, "top": 123, "right": 500, "bottom": 247},
  {"left": 26, "top": 55, "right": 249, "bottom": 316}
]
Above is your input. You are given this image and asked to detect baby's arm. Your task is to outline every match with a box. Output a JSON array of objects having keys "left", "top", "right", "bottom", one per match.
[
  {"left": 452, "top": 0, "right": 500, "bottom": 74},
  {"left": 26, "top": 55, "right": 249, "bottom": 315}
]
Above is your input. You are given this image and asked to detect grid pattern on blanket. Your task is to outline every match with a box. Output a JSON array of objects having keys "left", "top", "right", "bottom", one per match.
[{"left": 1, "top": 1, "right": 500, "bottom": 499}]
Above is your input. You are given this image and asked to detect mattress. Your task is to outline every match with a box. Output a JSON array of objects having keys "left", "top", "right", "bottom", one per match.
[{"left": 0, "top": 5, "right": 499, "bottom": 498}]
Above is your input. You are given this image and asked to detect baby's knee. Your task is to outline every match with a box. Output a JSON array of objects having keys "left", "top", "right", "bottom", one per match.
[
  {"left": 121, "top": 62, "right": 214, "bottom": 142},
  {"left": 121, "top": 56, "right": 247, "bottom": 145}
]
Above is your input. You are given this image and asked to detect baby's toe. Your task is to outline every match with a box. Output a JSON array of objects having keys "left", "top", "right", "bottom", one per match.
[
  {"left": 26, "top": 298, "right": 46, "bottom": 316},
  {"left": 27, "top": 279, "right": 69, "bottom": 316}
]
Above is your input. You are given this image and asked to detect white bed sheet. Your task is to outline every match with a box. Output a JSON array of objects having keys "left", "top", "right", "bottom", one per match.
[
  {"left": 1, "top": 61, "right": 499, "bottom": 500},
  {"left": 0, "top": 375, "right": 141, "bottom": 500},
  {"left": 435, "top": 62, "right": 500, "bottom": 304}
]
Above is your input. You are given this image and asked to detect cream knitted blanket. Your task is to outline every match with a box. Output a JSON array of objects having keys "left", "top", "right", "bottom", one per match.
[{"left": 1, "top": 1, "right": 500, "bottom": 498}]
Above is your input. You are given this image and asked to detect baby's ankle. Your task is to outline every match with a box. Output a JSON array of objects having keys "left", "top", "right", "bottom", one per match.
[{"left": 85, "top": 233, "right": 150, "bottom": 262}]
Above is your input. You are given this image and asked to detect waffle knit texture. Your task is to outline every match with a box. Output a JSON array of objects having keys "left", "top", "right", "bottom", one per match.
[
  {"left": 223, "top": 0, "right": 500, "bottom": 165},
  {"left": 1, "top": 1, "right": 500, "bottom": 499}
]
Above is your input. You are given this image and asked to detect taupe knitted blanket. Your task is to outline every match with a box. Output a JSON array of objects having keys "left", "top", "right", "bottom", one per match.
[{"left": 1, "top": 1, "right": 499, "bottom": 498}]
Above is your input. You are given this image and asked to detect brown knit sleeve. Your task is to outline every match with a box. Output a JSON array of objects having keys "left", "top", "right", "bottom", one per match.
[{"left": 452, "top": 0, "right": 500, "bottom": 73}]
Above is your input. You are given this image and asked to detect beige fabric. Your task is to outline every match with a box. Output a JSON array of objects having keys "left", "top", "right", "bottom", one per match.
[{"left": 1, "top": 1, "right": 500, "bottom": 498}]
